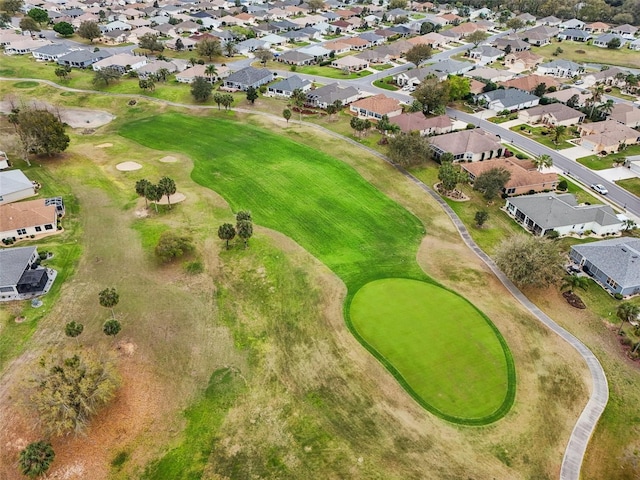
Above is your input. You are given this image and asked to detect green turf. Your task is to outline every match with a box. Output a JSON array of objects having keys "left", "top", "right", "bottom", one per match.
[
  {"left": 350, "top": 279, "right": 512, "bottom": 422},
  {"left": 120, "top": 113, "right": 515, "bottom": 423}
]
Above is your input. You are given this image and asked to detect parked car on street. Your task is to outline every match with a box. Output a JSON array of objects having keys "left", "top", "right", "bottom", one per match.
[{"left": 590, "top": 184, "right": 608, "bottom": 195}]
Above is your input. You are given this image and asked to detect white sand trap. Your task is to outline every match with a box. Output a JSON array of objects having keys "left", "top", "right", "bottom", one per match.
[
  {"left": 154, "top": 192, "right": 186, "bottom": 205},
  {"left": 96, "top": 143, "right": 113, "bottom": 148},
  {"left": 159, "top": 155, "right": 178, "bottom": 163},
  {"left": 116, "top": 161, "right": 142, "bottom": 171}
]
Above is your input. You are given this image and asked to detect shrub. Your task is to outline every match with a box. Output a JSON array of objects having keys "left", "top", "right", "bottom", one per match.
[
  {"left": 184, "top": 260, "right": 204, "bottom": 274},
  {"left": 520, "top": 125, "right": 527, "bottom": 130},
  {"left": 466, "top": 123, "right": 475, "bottom": 129},
  {"left": 258, "top": 85, "right": 267, "bottom": 94},
  {"left": 515, "top": 153, "right": 527, "bottom": 159},
  {"left": 545, "top": 230, "right": 560, "bottom": 239},
  {"left": 155, "top": 231, "right": 195, "bottom": 263},
  {"left": 557, "top": 180, "right": 568, "bottom": 191},
  {"left": 614, "top": 293, "right": 624, "bottom": 300}
]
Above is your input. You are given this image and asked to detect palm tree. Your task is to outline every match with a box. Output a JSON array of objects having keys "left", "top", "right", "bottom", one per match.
[
  {"left": 156, "top": 67, "right": 170, "bottom": 82},
  {"left": 597, "top": 99, "right": 614, "bottom": 119},
  {"left": 291, "top": 88, "right": 307, "bottom": 122},
  {"left": 135, "top": 179, "right": 151, "bottom": 208},
  {"left": 205, "top": 64, "right": 217, "bottom": 82},
  {"left": 561, "top": 274, "right": 589, "bottom": 292},
  {"left": 533, "top": 153, "right": 553, "bottom": 171},
  {"left": 224, "top": 41, "right": 237, "bottom": 57},
  {"left": 623, "top": 219, "right": 636, "bottom": 231},
  {"left": 98, "top": 287, "right": 119, "bottom": 319},
  {"left": 589, "top": 84, "right": 605, "bottom": 118},
  {"left": 617, "top": 302, "right": 640, "bottom": 334},
  {"left": 158, "top": 176, "right": 177, "bottom": 209},
  {"left": 19, "top": 441, "right": 55, "bottom": 478},
  {"left": 551, "top": 125, "right": 567, "bottom": 146},
  {"left": 217, "top": 223, "right": 236, "bottom": 249}
]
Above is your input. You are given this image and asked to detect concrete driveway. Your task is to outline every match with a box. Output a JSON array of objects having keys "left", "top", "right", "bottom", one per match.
[{"left": 561, "top": 145, "right": 594, "bottom": 160}]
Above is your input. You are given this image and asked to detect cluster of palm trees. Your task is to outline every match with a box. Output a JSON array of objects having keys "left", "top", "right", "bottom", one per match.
[
  {"left": 135, "top": 177, "right": 177, "bottom": 211},
  {"left": 217, "top": 211, "right": 254, "bottom": 249}
]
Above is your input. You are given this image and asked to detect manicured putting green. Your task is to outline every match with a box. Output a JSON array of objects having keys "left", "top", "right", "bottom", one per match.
[
  {"left": 121, "top": 113, "right": 515, "bottom": 424},
  {"left": 350, "top": 278, "right": 514, "bottom": 423}
]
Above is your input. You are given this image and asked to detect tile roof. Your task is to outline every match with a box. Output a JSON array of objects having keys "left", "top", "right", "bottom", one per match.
[
  {"left": 430, "top": 129, "right": 502, "bottom": 155},
  {"left": 0, "top": 198, "right": 57, "bottom": 233},
  {"left": 351, "top": 94, "right": 401, "bottom": 115},
  {"left": 462, "top": 158, "right": 557, "bottom": 189}
]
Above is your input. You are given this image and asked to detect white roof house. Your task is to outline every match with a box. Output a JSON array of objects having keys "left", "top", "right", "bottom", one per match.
[{"left": 0, "top": 170, "right": 37, "bottom": 205}]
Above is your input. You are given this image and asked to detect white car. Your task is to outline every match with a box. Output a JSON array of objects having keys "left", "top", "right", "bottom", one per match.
[{"left": 591, "top": 184, "right": 608, "bottom": 195}]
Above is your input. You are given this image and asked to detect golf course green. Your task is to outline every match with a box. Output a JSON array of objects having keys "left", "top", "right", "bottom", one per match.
[
  {"left": 120, "top": 113, "right": 515, "bottom": 424},
  {"left": 350, "top": 278, "right": 513, "bottom": 423}
]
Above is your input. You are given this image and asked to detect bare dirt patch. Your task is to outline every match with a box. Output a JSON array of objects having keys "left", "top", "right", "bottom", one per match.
[
  {"left": 563, "top": 291, "right": 587, "bottom": 309},
  {"left": 95, "top": 143, "right": 113, "bottom": 149},
  {"left": 115, "top": 161, "right": 142, "bottom": 172},
  {"left": 0, "top": 99, "right": 115, "bottom": 129}
]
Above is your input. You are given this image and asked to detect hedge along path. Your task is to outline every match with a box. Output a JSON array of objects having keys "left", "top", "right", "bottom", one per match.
[{"left": 120, "top": 112, "right": 516, "bottom": 425}]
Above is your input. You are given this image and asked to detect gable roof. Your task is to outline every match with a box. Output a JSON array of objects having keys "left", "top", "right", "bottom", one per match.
[
  {"left": 0, "top": 246, "right": 36, "bottom": 287},
  {"left": 307, "top": 83, "right": 359, "bottom": 104},
  {"left": 507, "top": 193, "right": 622, "bottom": 229},
  {"left": 572, "top": 238, "right": 640, "bottom": 289},
  {"left": 521, "top": 103, "right": 584, "bottom": 122}
]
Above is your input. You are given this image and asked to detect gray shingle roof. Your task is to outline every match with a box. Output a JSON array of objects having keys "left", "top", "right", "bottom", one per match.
[
  {"left": 480, "top": 88, "right": 539, "bottom": 108},
  {"left": 0, "top": 246, "right": 35, "bottom": 287},
  {"left": 572, "top": 238, "right": 640, "bottom": 289},
  {"left": 0, "top": 170, "right": 33, "bottom": 197},
  {"left": 508, "top": 193, "right": 621, "bottom": 229},
  {"left": 225, "top": 66, "right": 272, "bottom": 86},
  {"left": 268, "top": 75, "right": 311, "bottom": 93}
]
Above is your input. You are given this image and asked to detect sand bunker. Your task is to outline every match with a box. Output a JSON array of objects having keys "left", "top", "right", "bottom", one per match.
[
  {"left": 0, "top": 99, "right": 115, "bottom": 129},
  {"left": 96, "top": 143, "right": 113, "bottom": 148},
  {"left": 154, "top": 192, "right": 186, "bottom": 205},
  {"left": 116, "top": 161, "right": 142, "bottom": 171},
  {"left": 159, "top": 156, "right": 178, "bottom": 163}
]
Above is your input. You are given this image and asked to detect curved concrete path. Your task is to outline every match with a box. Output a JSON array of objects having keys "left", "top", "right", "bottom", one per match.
[{"left": 0, "top": 77, "right": 608, "bottom": 479}]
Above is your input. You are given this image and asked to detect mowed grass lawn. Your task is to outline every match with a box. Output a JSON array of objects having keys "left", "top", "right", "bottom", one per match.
[
  {"left": 121, "top": 113, "right": 426, "bottom": 287},
  {"left": 532, "top": 40, "right": 640, "bottom": 69},
  {"left": 120, "top": 113, "right": 515, "bottom": 423},
  {"left": 350, "top": 279, "right": 513, "bottom": 423}
]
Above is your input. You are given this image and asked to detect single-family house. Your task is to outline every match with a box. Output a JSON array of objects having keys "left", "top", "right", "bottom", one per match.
[
  {"left": 102, "top": 29, "right": 130, "bottom": 45},
  {"left": 0, "top": 197, "right": 64, "bottom": 241},
  {"left": 582, "top": 66, "right": 628, "bottom": 87},
  {"left": 519, "top": 25, "right": 558, "bottom": 46},
  {"left": 0, "top": 246, "right": 52, "bottom": 301},
  {"left": 557, "top": 29, "right": 591, "bottom": 42},
  {"left": 331, "top": 55, "right": 369, "bottom": 72},
  {"left": 630, "top": 39, "right": 640, "bottom": 51},
  {"left": 0, "top": 151, "right": 9, "bottom": 170},
  {"left": 506, "top": 192, "right": 626, "bottom": 237},
  {"left": 536, "top": 59, "right": 584, "bottom": 77},
  {"left": 235, "top": 38, "right": 269, "bottom": 55},
  {"left": 358, "top": 31, "right": 385, "bottom": 46},
  {"left": 570, "top": 238, "right": 640, "bottom": 296},
  {"left": 545, "top": 87, "right": 592, "bottom": 107},
  {"left": 476, "top": 88, "right": 540, "bottom": 111},
  {"left": 32, "top": 44, "right": 73, "bottom": 61},
  {"left": 449, "top": 22, "right": 481, "bottom": 38},
  {"left": 0, "top": 170, "right": 37, "bottom": 205},
  {"left": 518, "top": 103, "right": 585, "bottom": 126},
  {"left": 423, "top": 59, "right": 475, "bottom": 78},
  {"left": 500, "top": 74, "right": 560, "bottom": 92},
  {"left": 266, "top": 75, "right": 312, "bottom": 98},
  {"left": 277, "top": 50, "right": 315, "bottom": 66},
  {"left": 392, "top": 113, "right": 453, "bottom": 136},
  {"left": 341, "top": 37, "right": 370, "bottom": 51},
  {"left": 354, "top": 49, "right": 391, "bottom": 64},
  {"left": 559, "top": 18, "right": 585, "bottom": 30},
  {"left": 175, "top": 64, "right": 229, "bottom": 83},
  {"left": 504, "top": 51, "right": 543, "bottom": 72},
  {"left": 349, "top": 94, "right": 403, "bottom": 120},
  {"left": 593, "top": 33, "right": 626, "bottom": 48},
  {"left": 584, "top": 22, "right": 610, "bottom": 34},
  {"left": 467, "top": 67, "right": 513, "bottom": 83},
  {"left": 516, "top": 12, "right": 536, "bottom": 24},
  {"left": 493, "top": 36, "right": 530, "bottom": 52},
  {"left": 608, "top": 103, "right": 640, "bottom": 128},
  {"left": 298, "top": 45, "right": 332, "bottom": 60},
  {"left": 103, "top": 20, "right": 131, "bottom": 32},
  {"left": 166, "top": 37, "right": 197, "bottom": 51},
  {"left": 0, "top": 30, "right": 24, "bottom": 46},
  {"left": 324, "top": 40, "right": 351, "bottom": 55},
  {"left": 539, "top": 16, "right": 561, "bottom": 27},
  {"left": 5, "top": 39, "right": 51, "bottom": 55},
  {"left": 261, "top": 33, "right": 287, "bottom": 47},
  {"left": 57, "top": 49, "right": 110, "bottom": 68},
  {"left": 93, "top": 53, "right": 147, "bottom": 73},
  {"left": 306, "top": 83, "right": 361, "bottom": 109},
  {"left": 610, "top": 24, "right": 638, "bottom": 39},
  {"left": 462, "top": 158, "right": 558, "bottom": 196},
  {"left": 135, "top": 60, "right": 181, "bottom": 79},
  {"left": 430, "top": 129, "right": 504, "bottom": 161},
  {"left": 224, "top": 66, "right": 273, "bottom": 90},
  {"left": 468, "top": 45, "right": 503, "bottom": 65},
  {"left": 577, "top": 119, "right": 640, "bottom": 153}
]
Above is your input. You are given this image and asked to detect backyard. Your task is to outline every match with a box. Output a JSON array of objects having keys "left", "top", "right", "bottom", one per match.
[
  {"left": 510, "top": 124, "right": 579, "bottom": 150},
  {"left": 532, "top": 39, "right": 640, "bottom": 69},
  {"left": 577, "top": 144, "right": 640, "bottom": 170}
]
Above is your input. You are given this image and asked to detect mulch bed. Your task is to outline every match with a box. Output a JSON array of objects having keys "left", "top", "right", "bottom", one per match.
[{"left": 563, "top": 291, "right": 586, "bottom": 309}]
